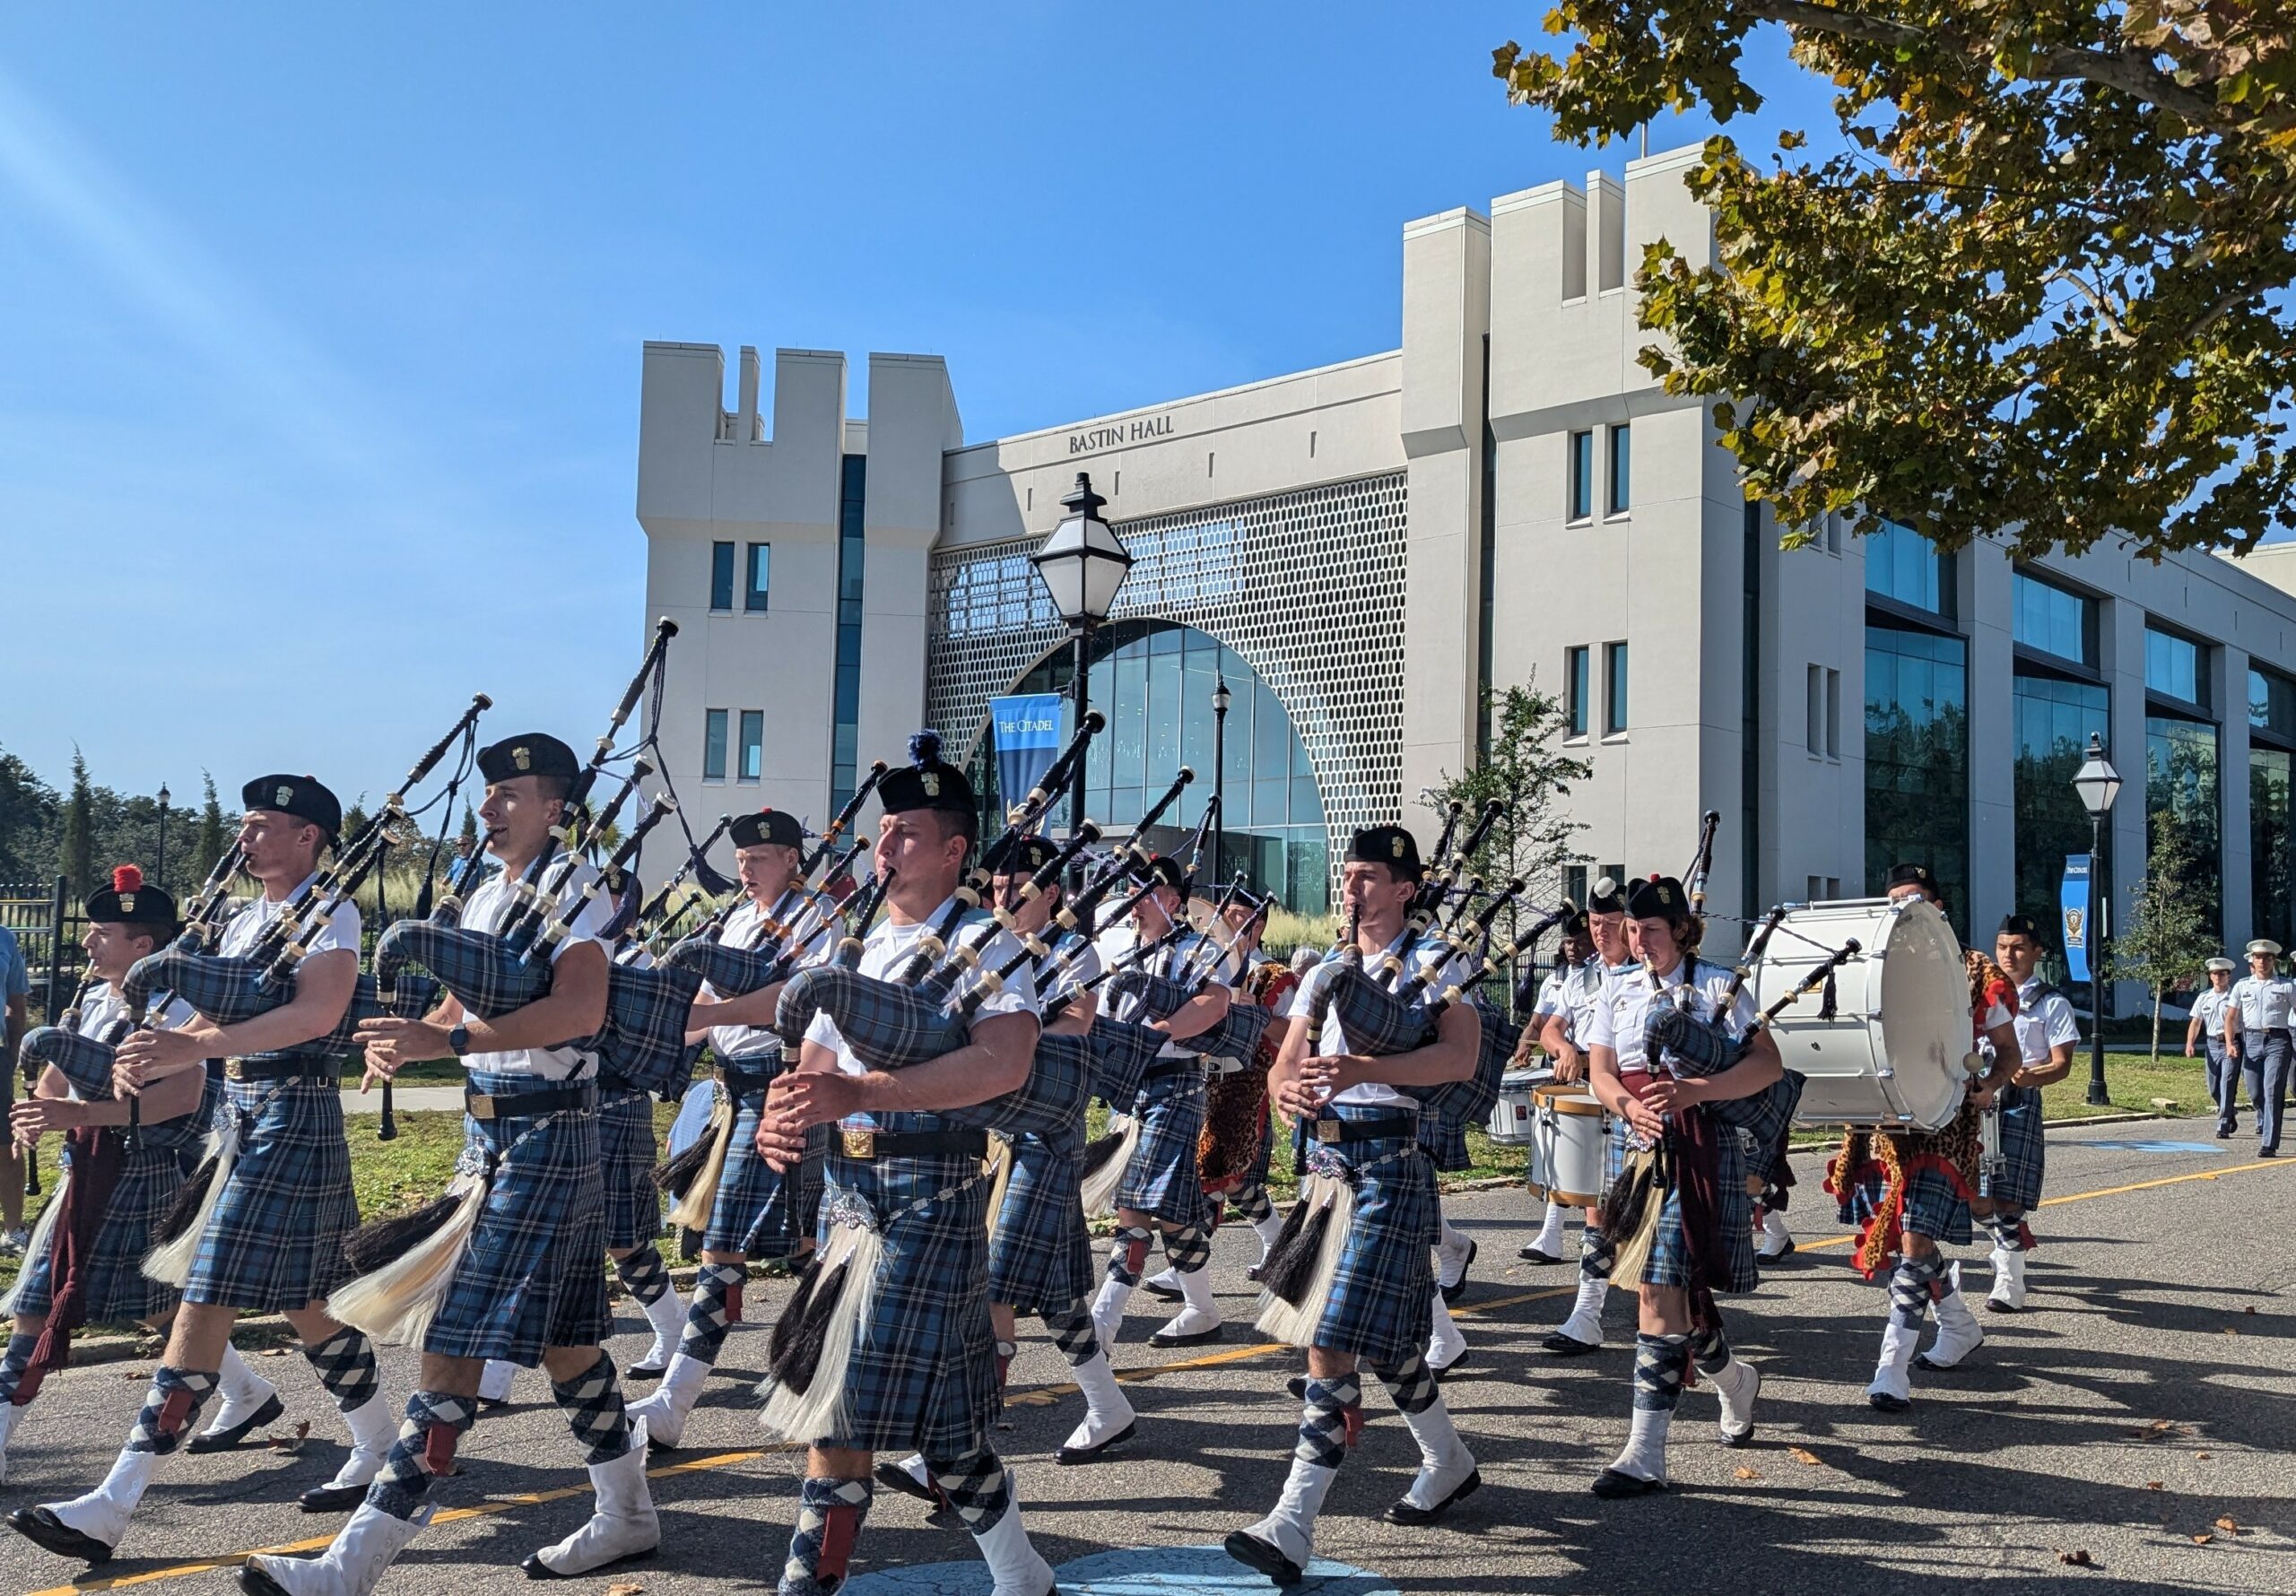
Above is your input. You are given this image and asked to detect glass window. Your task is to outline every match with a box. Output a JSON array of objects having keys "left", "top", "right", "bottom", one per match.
[
  {"left": 738, "top": 711, "right": 764, "bottom": 782},
  {"left": 1147, "top": 650, "right": 1182, "bottom": 778},
  {"left": 709, "top": 542, "right": 735, "bottom": 612},
  {"left": 1568, "top": 432, "right": 1594, "bottom": 521},
  {"left": 2251, "top": 666, "right": 2296, "bottom": 741},
  {"left": 2012, "top": 672, "right": 2110, "bottom": 956},
  {"left": 2254, "top": 747, "right": 2293, "bottom": 950},
  {"left": 2013, "top": 570, "right": 2095, "bottom": 666},
  {"left": 829, "top": 455, "right": 866, "bottom": 811},
  {"left": 1565, "top": 646, "right": 1591, "bottom": 737},
  {"left": 2147, "top": 713, "right": 2221, "bottom": 939},
  {"left": 1564, "top": 864, "right": 1588, "bottom": 910},
  {"left": 1606, "top": 425, "right": 1631, "bottom": 516},
  {"left": 1604, "top": 642, "right": 1630, "bottom": 733},
  {"left": 1866, "top": 624, "right": 1969, "bottom": 936},
  {"left": 744, "top": 542, "right": 770, "bottom": 612},
  {"left": 702, "top": 709, "right": 728, "bottom": 781},
  {"left": 2145, "top": 626, "right": 2205, "bottom": 707},
  {"left": 1864, "top": 518, "right": 1953, "bottom": 616}
]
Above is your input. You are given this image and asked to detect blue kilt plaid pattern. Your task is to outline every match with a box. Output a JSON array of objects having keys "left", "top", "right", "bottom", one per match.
[
  {"left": 422, "top": 1071, "right": 611, "bottom": 1363},
  {"left": 185, "top": 1071, "right": 361, "bottom": 1312},
  {"left": 987, "top": 1130, "right": 1091, "bottom": 1312},
  {"left": 1307, "top": 1106, "right": 1439, "bottom": 1364},
  {"left": 939, "top": 1030, "right": 1089, "bottom": 1141},
  {"left": 12, "top": 1147, "right": 186, "bottom": 1325},
  {"left": 1083, "top": 1019, "right": 1165, "bottom": 1109},
  {"left": 597, "top": 1088, "right": 663, "bottom": 1251},
  {"left": 1117, "top": 1065, "right": 1208, "bottom": 1223},
  {"left": 1990, "top": 1083, "right": 2047, "bottom": 1210},
  {"left": 710, "top": 1071, "right": 826, "bottom": 1256},
  {"left": 1831, "top": 1154, "right": 1974, "bottom": 1245},
  {"left": 815, "top": 1114, "right": 1000, "bottom": 1457},
  {"left": 1603, "top": 1108, "right": 1759, "bottom": 1294},
  {"left": 597, "top": 960, "right": 705, "bottom": 1097}
]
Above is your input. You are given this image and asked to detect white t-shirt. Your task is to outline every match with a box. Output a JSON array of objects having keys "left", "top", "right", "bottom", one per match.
[
  {"left": 1585, "top": 957, "right": 1752, "bottom": 1087},
  {"left": 1287, "top": 932, "right": 1476, "bottom": 1107},
  {"left": 804, "top": 896, "right": 1040, "bottom": 1079},
  {"left": 2012, "top": 976, "right": 2081, "bottom": 1067},
  {"left": 1037, "top": 929, "right": 1102, "bottom": 1006},
  {"left": 217, "top": 873, "right": 361, "bottom": 965},
  {"left": 457, "top": 852, "right": 612, "bottom": 1081},
  {"left": 1535, "top": 956, "right": 1639, "bottom": 1048},
  {"left": 703, "top": 896, "right": 830, "bottom": 1063},
  {"left": 2229, "top": 974, "right": 2296, "bottom": 1033},
  {"left": 66, "top": 984, "right": 195, "bottom": 1106}
]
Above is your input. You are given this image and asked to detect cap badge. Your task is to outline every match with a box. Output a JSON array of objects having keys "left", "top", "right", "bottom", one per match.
[
  {"left": 117, "top": 892, "right": 135, "bottom": 913},
  {"left": 1391, "top": 837, "right": 1405, "bottom": 858},
  {"left": 921, "top": 773, "right": 940, "bottom": 797},
  {"left": 275, "top": 785, "right": 294, "bottom": 807},
  {"left": 512, "top": 745, "right": 531, "bottom": 771}
]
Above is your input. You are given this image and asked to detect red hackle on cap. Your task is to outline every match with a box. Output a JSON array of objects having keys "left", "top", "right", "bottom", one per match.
[{"left": 112, "top": 864, "right": 144, "bottom": 893}]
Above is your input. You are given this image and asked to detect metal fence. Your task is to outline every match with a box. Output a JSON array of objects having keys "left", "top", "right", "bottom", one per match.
[{"left": 0, "top": 878, "right": 86, "bottom": 1026}]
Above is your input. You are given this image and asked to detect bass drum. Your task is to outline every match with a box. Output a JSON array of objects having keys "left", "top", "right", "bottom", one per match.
[{"left": 1750, "top": 897, "right": 1971, "bottom": 1132}]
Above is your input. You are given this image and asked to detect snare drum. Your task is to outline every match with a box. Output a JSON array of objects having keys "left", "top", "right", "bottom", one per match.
[
  {"left": 1486, "top": 1065, "right": 1552, "bottom": 1146},
  {"left": 1527, "top": 1081, "right": 1611, "bottom": 1208},
  {"left": 1748, "top": 896, "right": 1971, "bottom": 1132}
]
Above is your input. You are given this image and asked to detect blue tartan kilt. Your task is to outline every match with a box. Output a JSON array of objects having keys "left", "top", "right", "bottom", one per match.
[
  {"left": 1833, "top": 1160, "right": 1974, "bottom": 1246},
  {"left": 422, "top": 1076, "right": 610, "bottom": 1364},
  {"left": 1603, "top": 1110, "right": 1759, "bottom": 1294},
  {"left": 1989, "top": 1084, "right": 2047, "bottom": 1212},
  {"left": 186, "top": 1077, "right": 361, "bottom": 1312},
  {"left": 1416, "top": 1117, "right": 1472, "bottom": 1174},
  {"left": 987, "top": 1130, "right": 1091, "bottom": 1312},
  {"left": 713, "top": 1104, "right": 825, "bottom": 1258},
  {"left": 1236, "top": 1100, "right": 1275, "bottom": 1193},
  {"left": 1118, "top": 1065, "right": 1208, "bottom": 1224},
  {"left": 12, "top": 1148, "right": 184, "bottom": 1325},
  {"left": 598, "top": 1089, "right": 663, "bottom": 1251},
  {"left": 816, "top": 1121, "right": 999, "bottom": 1459},
  {"left": 1309, "top": 1109, "right": 1439, "bottom": 1365}
]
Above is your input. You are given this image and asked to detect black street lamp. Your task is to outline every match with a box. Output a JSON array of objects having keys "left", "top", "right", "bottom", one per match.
[
  {"left": 1029, "top": 473, "right": 1133, "bottom": 848},
  {"left": 2071, "top": 733, "right": 2123, "bottom": 1106},
  {"left": 1212, "top": 678, "right": 1231, "bottom": 883},
  {"left": 156, "top": 784, "right": 171, "bottom": 889}
]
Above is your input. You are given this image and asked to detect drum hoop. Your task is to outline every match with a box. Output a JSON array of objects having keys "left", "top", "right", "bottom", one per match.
[{"left": 1531, "top": 1083, "right": 1606, "bottom": 1117}]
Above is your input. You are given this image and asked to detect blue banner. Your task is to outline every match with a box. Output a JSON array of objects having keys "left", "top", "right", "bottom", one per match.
[
  {"left": 2061, "top": 854, "right": 2092, "bottom": 984},
  {"left": 991, "top": 693, "right": 1065, "bottom": 819}
]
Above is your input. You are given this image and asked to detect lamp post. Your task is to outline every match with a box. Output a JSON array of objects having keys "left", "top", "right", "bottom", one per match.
[
  {"left": 1212, "top": 679, "right": 1231, "bottom": 884},
  {"left": 1029, "top": 473, "right": 1133, "bottom": 849},
  {"left": 2071, "top": 733, "right": 2123, "bottom": 1106},
  {"left": 156, "top": 784, "right": 171, "bottom": 890}
]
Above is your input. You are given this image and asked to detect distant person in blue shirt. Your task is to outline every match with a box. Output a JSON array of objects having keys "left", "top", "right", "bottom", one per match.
[{"left": 0, "top": 924, "right": 30, "bottom": 1253}]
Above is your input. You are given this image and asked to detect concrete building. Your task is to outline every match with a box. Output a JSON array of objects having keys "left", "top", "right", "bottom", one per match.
[{"left": 635, "top": 141, "right": 2296, "bottom": 975}]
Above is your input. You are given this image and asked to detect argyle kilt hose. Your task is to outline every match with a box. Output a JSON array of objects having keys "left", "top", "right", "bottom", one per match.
[
  {"left": 1117, "top": 1065, "right": 1209, "bottom": 1224},
  {"left": 419, "top": 1072, "right": 610, "bottom": 1364},
  {"left": 10, "top": 1145, "right": 187, "bottom": 1325},
  {"left": 813, "top": 1116, "right": 1001, "bottom": 1459},
  {"left": 185, "top": 1072, "right": 362, "bottom": 1312},
  {"left": 987, "top": 1129, "right": 1092, "bottom": 1312},
  {"left": 1300, "top": 1109, "right": 1439, "bottom": 1364},
  {"left": 598, "top": 1088, "right": 664, "bottom": 1250},
  {"left": 1988, "top": 1083, "right": 2047, "bottom": 1211},
  {"left": 1603, "top": 1109, "right": 1760, "bottom": 1293}
]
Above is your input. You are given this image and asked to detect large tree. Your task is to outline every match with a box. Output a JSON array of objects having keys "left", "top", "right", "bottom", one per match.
[{"left": 1495, "top": 3, "right": 2296, "bottom": 559}]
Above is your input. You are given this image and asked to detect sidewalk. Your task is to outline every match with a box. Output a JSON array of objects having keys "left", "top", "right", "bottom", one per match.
[{"left": 340, "top": 1085, "right": 465, "bottom": 1114}]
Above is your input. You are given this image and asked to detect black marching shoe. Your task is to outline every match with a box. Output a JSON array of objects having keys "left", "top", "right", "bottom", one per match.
[
  {"left": 1868, "top": 1391, "right": 1912, "bottom": 1413},
  {"left": 1056, "top": 1419, "right": 1136, "bottom": 1465},
  {"left": 7, "top": 1505, "right": 116, "bottom": 1566},
  {"left": 1382, "top": 1467, "right": 1481, "bottom": 1525},
  {"left": 1439, "top": 1238, "right": 1478, "bottom": 1305},
  {"left": 1223, "top": 1528, "right": 1305, "bottom": 1586},
  {"left": 1589, "top": 1468, "right": 1666, "bottom": 1499},
  {"left": 1148, "top": 1322, "right": 1224, "bottom": 1349},
  {"left": 622, "top": 1357, "right": 666, "bottom": 1382},
  {"left": 238, "top": 1566, "right": 293, "bottom": 1596},
  {"left": 1518, "top": 1242, "right": 1563, "bottom": 1263},
  {"left": 186, "top": 1392, "right": 288, "bottom": 1453},
  {"left": 1543, "top": 1329, "right": 1601, "bottom": 1357},
  {"left": 298, "top": 1481, "right": 370, "bottom": 1514}
]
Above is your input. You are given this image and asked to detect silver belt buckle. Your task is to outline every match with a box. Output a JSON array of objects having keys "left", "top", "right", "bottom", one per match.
[{"left": 841, "top": 1126, "right": 876, "bottom": 1159}]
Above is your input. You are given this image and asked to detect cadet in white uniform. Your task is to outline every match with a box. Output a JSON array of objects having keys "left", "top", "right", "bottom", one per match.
[
  {"left": 2227, "top": 939, "right": 2294, "bottom": 1157},
  {"left": 2186, "top": 956, "right": 2239, "bottom": 1137}
]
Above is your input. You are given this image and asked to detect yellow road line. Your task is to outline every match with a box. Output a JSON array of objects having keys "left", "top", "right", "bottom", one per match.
[{"left": 34, "top": 1157, "right": 2290, "bottom": 1595}]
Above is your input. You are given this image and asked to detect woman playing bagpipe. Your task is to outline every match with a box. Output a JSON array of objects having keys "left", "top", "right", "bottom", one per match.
[
  {"left": 751, "top": 734, "right": 1059, "bottom": 1596},
  {"left": 0, "top": 869, "right": 266, "bottom": 1483},
  {"left": 1827, "top": 864, "right": 2020, "bottom": 1410},
  {"left": 244, "top": 733, "right": 662, "bottom": 1595},
  {"left": 1224, "top": 823, "right": 1483, "bottom": 1586},
  {"left": 1579, "top": 872, "right": 1781, "bottom": 1498},
  {"left": 626, "top": 804, "right": 835, "bottom": 1450},
  {"left": 9, "top": 777, "right": 402, "bottom": 1572},
  {"left": 1087, "top": 853, "right": 1237, "bottom": 1352}
]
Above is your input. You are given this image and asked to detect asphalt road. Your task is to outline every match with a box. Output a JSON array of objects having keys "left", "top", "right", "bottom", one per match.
[{"left": 2, "top": 1115, "right": 2289, "bottom": 1596}]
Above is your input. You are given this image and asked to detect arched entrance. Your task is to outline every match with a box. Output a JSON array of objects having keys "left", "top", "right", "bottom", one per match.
[{"left": 972, "top": 619, "right": 1330, "bottom": 913}]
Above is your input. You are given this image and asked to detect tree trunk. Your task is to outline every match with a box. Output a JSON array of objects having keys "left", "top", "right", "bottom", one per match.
[{"left": 2151, "top": 984, "right": 2163, "bottom": 1064}]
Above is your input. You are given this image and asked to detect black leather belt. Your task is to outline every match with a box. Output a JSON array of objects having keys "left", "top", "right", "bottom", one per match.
[
  {"left": 1143, "top": 1058, "right": 1205, "bottom": 1084},
  {"left": 465, "top": 1082, "right": 598, "bottom": 1121},
  {"left": 831, "top": 1125, "right": 988, "bottom": 1162},
  {"left": 222, "top": 1057, "right": 339, "bottom": 1083},
  {"left": 1310, "top": 1110, "right": 1420, "bottom": 1145},
  {"left": 715, "top": 1063, "right": 779, "bottom": 1101}
]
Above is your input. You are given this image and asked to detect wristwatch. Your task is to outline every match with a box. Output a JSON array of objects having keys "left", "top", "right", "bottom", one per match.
[{"left": 448, "top": 1024, "right": 472, "bottom": 1057}]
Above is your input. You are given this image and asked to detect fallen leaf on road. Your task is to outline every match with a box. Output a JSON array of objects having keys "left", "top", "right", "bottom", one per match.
[
  {"left": 2057, "top": 1549, "right": 2093, "bottom": 1567},
  {"left": 605, "top": 1584, "right": 645, "bottom": 1596},
  {"left": 2214, "top": 1516, "right": 2241, "bottom": 1534},
  {"left": 2195, "top": 1451, "right": 2211, "bottom": 1460},
  {"left": 2191, "top": 1532, "right": 2213, "bottom": 1545},
  {"left": 1733, "top": 1466, "right": 1760, "bottom": 1480},
  {"left": 2145, "top": 1481, "right": 2163, "bottom": 1490},
  {"left": 259, "top": 1347, "right": 290, "bottom": 1357},
  {"left": 2221, "top": 1327, "right": 2239, "bottom": 1336},
  {"left": 268, "top": 1420, "right": 312, "bottom": 1454},
  {"left": 2131, "top": 1418, "right": 2179, "bottom": 1440},
  {"left": 1787, "top": 1446, "right": 1824, "bottom": 1467},
  {"left": 2245, "top": 1305, "right": 2258, "bottom": 1314}
]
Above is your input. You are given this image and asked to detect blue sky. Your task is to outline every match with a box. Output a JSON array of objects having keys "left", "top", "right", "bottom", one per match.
[{"left": 0, "top": 4, "right": 1834, "bottom": 811}]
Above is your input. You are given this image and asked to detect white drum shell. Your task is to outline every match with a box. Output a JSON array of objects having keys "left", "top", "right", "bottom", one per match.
[
  {"left": 1527, "top": 1083, "right": 1610, "bottom": 1208},
  {"left": 1751, "top": 897, "right": 1970, "bottom": 1132},
  {"left": 1486, "top": 1066, "right": 1551, "bottom": 1146}
]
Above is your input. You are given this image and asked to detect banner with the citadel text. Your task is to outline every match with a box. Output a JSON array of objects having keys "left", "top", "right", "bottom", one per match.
[{"left": 991, "top": 693, "right": 1065, "bottom": 823}]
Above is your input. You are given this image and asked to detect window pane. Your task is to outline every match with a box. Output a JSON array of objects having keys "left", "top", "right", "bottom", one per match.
[
  {"left": 2252, "top": 665, "right": 2296, "bottom": 738},
  {"left": 745, "top": 542, "right": 770, "bottom": 612},
  {"left": 2145, "top": 627, "right": 2201, "bottom": 706},
  {"left": 1567, "top": 647, "right": 1589, "bottom": 736},
  {"left": 702, "top": 709, "right": 728, "bottom": 780},
  {"left": 2013, "top": 570, "right": 2094, "bottom": 666},
  {"left": 2011, "top": 671, "right": 2110, "bottom": 958},
  {"left": 1607, "top": 425, "right": 1631, "bottom": 516},
  {"left": 1865, "top": 519, "right": 1951, "bottom": 615},
  {"left": 709, "top": 542, "right": 735, "bottom": 611},
  {"left": 1605, "top": 642, "right": 1629, "bottom": 733},
  {"left": 738, "top": 711, "right": 763, "bottom": 782},
  {"left": 1569, "top": 432, "right": 1593, "bottom": 520},
  {"left": 2146, "top": 713, "right": 2221, "bottom": 939}
]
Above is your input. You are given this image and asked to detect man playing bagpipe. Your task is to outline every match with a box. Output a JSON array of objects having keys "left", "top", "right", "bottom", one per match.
[
  {"left": 243, "top": 734, "right": 660, "bottom": 1593},
  {"left": 753, "top": 737, "right": 1059, "bottom": 1596},
  {"left": 1535, "top": 878, "right": 1639, "bottom": 1354},
  {"left": 1089, "top": 854, "right": 1236, "bottom": 1351},
  {"left": 1831, "top": 864, "right": 2020, "bottom": 1410},
  {"left": 1579, "top": 874, "right": 1779, "bottom": 1498},
  {"left": 0, "top": 869, "right": 269, "bottom": 1482},
  {"left": 627, "top": 804, "right": 830, "bottom": 1449},
  {"left": 1980, "top": 915, "right": 2077, "bottom": 1312},
  {"left": 11, "top": 779, "right": 397, "bottom": 1570},
  {"left": 1225, "top": 824, "right": 1482, "bottom": 1585}
]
